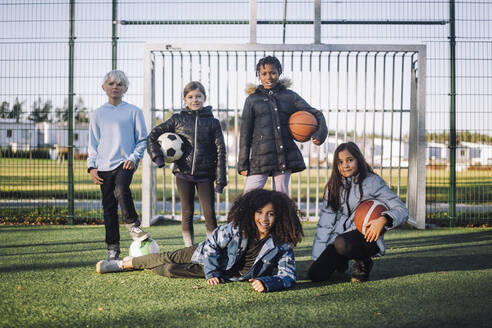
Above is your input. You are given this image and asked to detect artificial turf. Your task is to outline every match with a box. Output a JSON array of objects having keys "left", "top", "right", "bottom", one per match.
[{"left": 0, "top": 222, "right": 491, "bottom": 328}]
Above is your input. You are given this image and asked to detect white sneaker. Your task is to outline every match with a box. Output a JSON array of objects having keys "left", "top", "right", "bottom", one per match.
[
  {"left": 128, "top": 225, "right": 150, "bottom": 242},
  {"left": 96, "top": 260, "right": 123, "bottom": 274}
]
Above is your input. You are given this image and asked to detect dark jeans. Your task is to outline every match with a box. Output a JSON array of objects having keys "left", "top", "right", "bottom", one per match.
[
  {"left": 308, "top": 230, "right": 380, "bottom": 282},
  {"left": 132, "top": 244, "right": 204, "bottom": 278},
  {"left": 176, "top": 177, "right": 217, "bottom": 236},
  {"left": 98, "top": 164, "right": 139, "bottom": 246}
]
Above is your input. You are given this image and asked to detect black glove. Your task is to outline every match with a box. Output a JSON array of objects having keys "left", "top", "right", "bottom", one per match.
[{"left": 214, "top": 184, "right": 224, "bottom": 194}]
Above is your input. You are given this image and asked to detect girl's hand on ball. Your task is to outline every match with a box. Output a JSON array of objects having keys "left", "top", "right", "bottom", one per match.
[
  {"left": 312, "top": 138, "right": 321, "bottom": 145},
  {"left": 364, "top": 216, "right": 387, "bottom": 243},
  {"left": 89, "top": 169, "right": 104, "bottom": 185},
  {"left": 249, "top": 279, "right": 265, "bottom": 292},
  {"left": 207, "top": 277, "right": 223, "bottom": 285}
]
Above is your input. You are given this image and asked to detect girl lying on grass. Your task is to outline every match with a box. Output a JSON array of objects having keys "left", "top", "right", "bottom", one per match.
[{"left": 96, "top": 189, "right": 304, "bottom": 292}]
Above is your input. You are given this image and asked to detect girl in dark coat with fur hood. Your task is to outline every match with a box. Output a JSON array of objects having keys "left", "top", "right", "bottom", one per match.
[
  {"left": 147, "top": 81, "right": 227, "bottom": 247},
  {"left": 238, "top": 56, "right": 328, "bottom": 194}
]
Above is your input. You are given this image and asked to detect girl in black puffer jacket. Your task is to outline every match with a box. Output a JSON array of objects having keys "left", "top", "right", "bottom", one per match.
[
  {"left": 147, "top": 81, "right": 227, "bottom": 246},
  {"left": 238, "top": 56, "right": 328, "bottom": 194}
]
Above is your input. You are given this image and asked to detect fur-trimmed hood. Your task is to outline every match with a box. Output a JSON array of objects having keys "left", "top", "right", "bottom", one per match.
[{"left": 245, "top": 78, "right": 293, "bottom": 95}]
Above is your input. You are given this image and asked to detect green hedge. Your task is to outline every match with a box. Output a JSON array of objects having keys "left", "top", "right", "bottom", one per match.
[{"left": 0, "top": 146, "right": 51, "bottom": 159}]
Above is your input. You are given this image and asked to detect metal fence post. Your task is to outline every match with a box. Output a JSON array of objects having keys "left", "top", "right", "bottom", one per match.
[
  {"left": 67, "top": 0, "right": 75, "bottom": 225},
  {"left": 448, "top": 0, "right": 457, "bottom": 223},
  {"left": 249, "top": 0, "right": 257, "bottom": 43},
  {"left": 141, "top": 47, "right": 156, "bottom": 227},
  {"left": 314, "top": 0, "right": 321, "bottom": 44},
  {"left": 112, "top": 0, "right": 118, "bottom": 69},
  {"left": 407, "top": 50, "right": 427, "bottom": 229}
]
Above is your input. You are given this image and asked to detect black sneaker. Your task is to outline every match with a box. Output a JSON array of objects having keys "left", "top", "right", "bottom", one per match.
[{"left": 351, "top": 258, "right": 373, "bottom": 282}]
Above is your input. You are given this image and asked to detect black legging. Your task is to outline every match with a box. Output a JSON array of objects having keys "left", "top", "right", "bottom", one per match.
[
  {"left": 308, "top": 230, "right": 380, "bottom": 282},
  {"left": 176, "top": 176, "right": 217, "bottom": 236}
]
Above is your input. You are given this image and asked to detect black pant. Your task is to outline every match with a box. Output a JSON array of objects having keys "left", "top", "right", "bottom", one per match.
[
  {"left": 308, "top": 230, "right": 380, "bottom": 282},
  {"left": 132, "top": 244, "right": 204, "bottom": 278},
  {"left": 98, "top": 164, "right": 139, "bottom": 246},
  {"left": 176, "top": 177, "right": 217, "bottom": 236}
]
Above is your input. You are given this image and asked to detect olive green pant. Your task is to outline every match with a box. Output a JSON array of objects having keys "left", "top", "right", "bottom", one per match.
[{"left": 131, "top": 244, "right": 205, "bottom": 278}]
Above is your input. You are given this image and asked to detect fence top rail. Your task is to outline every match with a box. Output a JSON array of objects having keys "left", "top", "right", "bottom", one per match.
[{"left": 145, "top": 43, "right": 426, "bottom": 54}]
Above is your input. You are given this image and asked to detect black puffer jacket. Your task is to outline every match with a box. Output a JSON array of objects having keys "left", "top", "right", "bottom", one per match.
[
  {"left": 147, "top": 106, "right": 227, "bottom": 187},
  {"left": 238, "top": 79, "right": 327, "bottom": 176}
]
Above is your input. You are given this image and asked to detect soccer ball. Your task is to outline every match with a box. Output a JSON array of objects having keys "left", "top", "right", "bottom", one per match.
[
  {"left": 129, "top": 238, "right": 160, "bottom": 257},
  {"left": 158, "top": 132, "right": 185, "bottom": 163}
]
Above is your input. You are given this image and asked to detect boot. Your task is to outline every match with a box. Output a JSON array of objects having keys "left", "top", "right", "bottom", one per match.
[{"left": 351, "top": 258, "right": 373, "bottom": 282}]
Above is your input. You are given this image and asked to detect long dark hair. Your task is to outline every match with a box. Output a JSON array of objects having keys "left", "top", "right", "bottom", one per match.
[
  {"left": 325, "top": 142, "right": 374, "bottom": 212},
  {"left": 227, "top": 189, "right": 303, "bottom": 246}
]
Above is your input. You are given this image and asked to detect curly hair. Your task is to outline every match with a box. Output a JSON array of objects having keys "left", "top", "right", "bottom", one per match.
[
  {"left": 227, "top": 189, "right": 303, "bottom": 246},
  {"left": 255, "top": 56, "right": 283, "bottom": 77}
]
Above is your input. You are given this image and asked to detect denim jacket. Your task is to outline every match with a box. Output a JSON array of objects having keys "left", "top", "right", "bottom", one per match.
[
  {"left": 191, "top": 222, "right": 296, "bottom": 292},
  {"left": 312, "top": 173, "right": 409, "bottom": 260}
]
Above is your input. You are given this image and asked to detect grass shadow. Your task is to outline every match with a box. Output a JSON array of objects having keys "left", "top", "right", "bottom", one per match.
[
  {"left": 386, "top": 230, "right": 492, "bottom": 249},
  {"left": 0, "top": 260, "right": 95, "bottom": 273},
  {"left": 373, "top": 251, "right": 492, "bottom": 281}
]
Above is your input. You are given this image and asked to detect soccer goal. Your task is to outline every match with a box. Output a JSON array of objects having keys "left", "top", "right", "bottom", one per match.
[{"left": 141, "top": 43, "right": 426, "bottom": 229}]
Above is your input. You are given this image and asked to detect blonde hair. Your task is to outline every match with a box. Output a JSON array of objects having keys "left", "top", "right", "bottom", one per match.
[{"left": 103, "top": 70, "right": 129, "bottom": 88}]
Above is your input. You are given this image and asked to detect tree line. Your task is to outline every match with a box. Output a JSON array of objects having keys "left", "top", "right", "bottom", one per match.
[
  {"left": 426, "top": 131, "right": 492, "bottom": 144},
  {"left": 0, "top": 97, "right": 89, "bottom": 124},
  {"left": 2, "top": 98, "right": 491, "bottom": 144}
]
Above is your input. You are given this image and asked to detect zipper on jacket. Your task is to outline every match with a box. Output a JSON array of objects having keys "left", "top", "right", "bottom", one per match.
[
  {"left": 191, "top": 113, "right": 198, "bottom": 175},
  {"left": 343, "top": 179, "right": 352, "bottom": 230}
]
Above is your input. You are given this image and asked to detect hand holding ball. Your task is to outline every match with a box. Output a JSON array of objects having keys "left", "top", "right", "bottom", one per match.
[
  {"left": 158, "top": 132, "right": 185, "bottom": 163},
  {"left": 353, "top": 200, "right": 388, "bottom": 235},
  {"left": 288, "top": 111, "right": 318, "bottom": 142}
]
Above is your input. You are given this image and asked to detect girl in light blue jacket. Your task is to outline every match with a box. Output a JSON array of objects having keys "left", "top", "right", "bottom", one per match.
[
  {"left": 96, "top": 189, "right": 303, "bottom": 293},
  {"left": 309, "top": 142, "right": 408, "bottom": 283}
]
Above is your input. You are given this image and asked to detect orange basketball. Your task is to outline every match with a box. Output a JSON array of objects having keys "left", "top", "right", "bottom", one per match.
[
  {"left": 288, "top": 111, "right": 318, "bottom": 142},
  {"left": 353, "top": 200, "right": 388, "bottom": 234}
]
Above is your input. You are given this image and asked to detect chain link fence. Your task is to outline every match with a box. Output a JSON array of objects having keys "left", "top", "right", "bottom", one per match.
[{"left": 0, "top": 0, "right": 490, "bottom": 226}]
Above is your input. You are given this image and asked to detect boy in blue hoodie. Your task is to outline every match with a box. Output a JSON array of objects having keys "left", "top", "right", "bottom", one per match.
[{"left": 87, "top": 70, "right": 148, "bottom": 260}]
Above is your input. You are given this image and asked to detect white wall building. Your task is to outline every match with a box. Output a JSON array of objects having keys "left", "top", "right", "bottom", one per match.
[
  {"left": 0, "top": 119, "right": 38, "bottom": 151},
  {"left": 0, "top": 119, "right": 89, "bottom": 155}
]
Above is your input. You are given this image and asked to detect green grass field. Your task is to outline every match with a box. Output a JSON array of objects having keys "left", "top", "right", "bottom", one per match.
[{"left": 1, "top": 222, "right": 491, "bottom": 328}]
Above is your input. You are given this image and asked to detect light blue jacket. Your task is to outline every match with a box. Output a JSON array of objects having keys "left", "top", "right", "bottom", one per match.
[
  {"left": 312, "top": 173, "right": 409, "bottom": 260},
  {"left": 87, "top": 101, "right": 147, "bottom": 171},
  {"left": 191, "top": 222, "right": 296, "bottom": 292}
]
